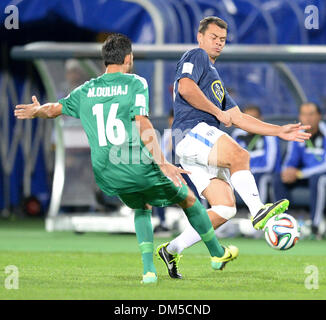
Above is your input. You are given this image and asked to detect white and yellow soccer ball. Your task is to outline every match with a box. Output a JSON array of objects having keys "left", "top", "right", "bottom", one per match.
[{"left": 264, "top": 213, "right": 300, "bottom": 250}]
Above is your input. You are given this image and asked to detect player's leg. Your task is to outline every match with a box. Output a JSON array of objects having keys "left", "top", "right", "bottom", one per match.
[
  {"left": 157, "top": 184, "right": 238, "bottom": 276},
  {"left": 166, "top": 178, "right": 236, "bottom": 255},
  {"left": 203, "top": 177, "right": 236, "bottom": 227},
  {"left": 209, "top": 134, "right": 263, "bottom": 212},
  {"left": 208, "top": 133, "right": 289, "bottom": 230},
  {"left": 179, "top": 188, "right": 238, "bottom": 269},
  {"left": 177, "top": 188, "right": 224, "bottom": 257},
  {"left": 134, "top": 205, "right": 158, "bottom": 283},
  {"left": 118, "top": 194, "right": 157, "bottom": 284},
  {"left": 308, "top": 174, "right": 326, "bottom": 239}
]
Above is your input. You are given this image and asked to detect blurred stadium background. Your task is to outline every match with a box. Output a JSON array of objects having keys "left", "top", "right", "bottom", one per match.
[{"left": 0, "top": 0, "right": 326, "bottom": 237}]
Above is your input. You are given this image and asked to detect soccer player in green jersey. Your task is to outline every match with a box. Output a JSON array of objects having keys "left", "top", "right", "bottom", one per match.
[{"left": 14, "top": 33, "right": 238, "bottom": 284}]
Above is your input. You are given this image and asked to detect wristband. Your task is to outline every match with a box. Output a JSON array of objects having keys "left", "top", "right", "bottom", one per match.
[{"left": 296, "top": 170, "right": 303, "bottom": 179}]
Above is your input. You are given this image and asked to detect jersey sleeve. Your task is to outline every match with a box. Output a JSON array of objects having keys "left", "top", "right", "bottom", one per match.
[
  {"left": 223, "top": 87, "right": 237, "bottom": 111},
  {"left": 58, "top": 84, "right": 83, "bottom": 118},
  {"left": 175, "top": 49, "right": 208, "bottom": 84},
  {"left": 130, "top": 76, "right": 149, "bottom": 119}
]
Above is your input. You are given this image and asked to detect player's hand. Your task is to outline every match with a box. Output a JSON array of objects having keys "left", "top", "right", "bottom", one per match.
[
  {"left": 278, "top": 123, "right": 311, "bottom": 142},
  {"left": 14, "top": 96, "right": 40, "bottom": 119},
  {"left": 159, "top": 162, "right": 191, "bottom": 188},
  {"left": 281, "top": 167, "right": 298, "bottom": 184},
  {"left": 217, "top": 111, "right": 232, "bottom": 127}
]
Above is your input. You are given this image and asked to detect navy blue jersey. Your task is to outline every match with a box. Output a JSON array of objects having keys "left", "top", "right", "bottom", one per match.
[{"left": 172, "top": 48, "right": 237, "bottom": 145}]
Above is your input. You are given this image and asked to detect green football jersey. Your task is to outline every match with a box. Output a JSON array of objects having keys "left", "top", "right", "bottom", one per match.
[{"left": 59, "top": 72, "right": 164, "bottom": 196}]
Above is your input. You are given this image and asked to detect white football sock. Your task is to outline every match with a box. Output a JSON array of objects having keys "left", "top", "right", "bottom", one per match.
[
  {"left": 230, "top": 170, "right": 264, "bottom": 217},
  {"left": 167, "top": 222, "right": 222, "bottom": 255},
  {"left": 167, "top": 223, "right": 200, "bottom": 254}
]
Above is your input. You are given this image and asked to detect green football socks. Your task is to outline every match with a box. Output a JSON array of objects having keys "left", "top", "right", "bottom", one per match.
[
  {"left": 134, "top": 209, "right": 157, "bottom": 275},
  {"left": 183, "top": 199, "right": 225, "bottom": 258}
]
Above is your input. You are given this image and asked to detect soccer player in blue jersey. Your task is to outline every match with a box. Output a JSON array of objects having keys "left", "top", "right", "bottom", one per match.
[{"left": 157, "top": 16, "right": 311, "bottom": 279}]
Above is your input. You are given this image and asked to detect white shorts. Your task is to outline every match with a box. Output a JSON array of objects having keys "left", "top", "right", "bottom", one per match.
[{"left": 176, "top": 122, "right": 232, "bottom": 199}]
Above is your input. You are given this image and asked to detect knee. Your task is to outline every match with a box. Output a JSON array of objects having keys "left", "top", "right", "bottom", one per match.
[
  {"left": 232, "top": 147, "right": 250, "bottom": 167},
  {"left": 239, "top": 147, "right": 250, "bottom": 164},
  {"left": 178, "top": 189, "right": 197, "bottom": 209},
  {"left": 210, "top": 205, "right": 237, "bottom": 220}
]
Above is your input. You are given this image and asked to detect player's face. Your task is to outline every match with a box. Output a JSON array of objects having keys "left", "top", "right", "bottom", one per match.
[
  {"left": 197, "top": 23, "right": 227, "bottom": 62},
  {"left": 299, "top": 104, "right": 321, "bottom": 133}
]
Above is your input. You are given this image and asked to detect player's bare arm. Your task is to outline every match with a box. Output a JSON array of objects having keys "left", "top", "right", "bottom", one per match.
[
  {"left": 135, "top": 115, "right": 190, "bottom": 187},
  {"left": 178, "top": 77, "right": 232, "bottom": 127},
  {"left": 14, "top": 95, "right": 62, "bottom": 119},
  {"left": 227, "top": 106, "right": 311, "bottom": 142}
]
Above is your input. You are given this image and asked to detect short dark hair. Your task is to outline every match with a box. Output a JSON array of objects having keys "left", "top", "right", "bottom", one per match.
[
  {"left": 243, "top": 104, "right": 262, "bottom": 116},
  {"left": 300, "top": 102, "right": 321, "bottom": 114},
  {"left": 198, "top": 16, "right": 228, "bottom": 34},
  {"left": 102, "top": 33, "right": 132, "bottom": 67}
]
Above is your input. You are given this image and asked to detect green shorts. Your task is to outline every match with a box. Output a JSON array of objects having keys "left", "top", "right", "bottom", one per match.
[{"left": 118, "top": 179, "right": 189, "bottom": 209}]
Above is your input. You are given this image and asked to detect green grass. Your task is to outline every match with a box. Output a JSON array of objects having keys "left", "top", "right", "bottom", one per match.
[{"left": 0, "top": 219, "right": 325, "bottom": 300}]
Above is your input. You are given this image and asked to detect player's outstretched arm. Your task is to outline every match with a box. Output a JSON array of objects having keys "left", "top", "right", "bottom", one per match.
[
  {"left": 227, "top": 106, "right": 311, "bottom": 142},
  {"left": 14, "top": 96, "right": 62, "bottom": 119},
  {"left": 278, "top": 123, "right": 311, "bottom": 142},
  {"left": 178, "top": 78, "right": 232, "bottom": 127},
  {"left": 135, "top": 115, "right": 190, "bottom": 187}
]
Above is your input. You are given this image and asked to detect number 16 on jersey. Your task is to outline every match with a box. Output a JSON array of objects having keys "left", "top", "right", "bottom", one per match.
[{"left": 92, "top": 103, "right": 126, "bottom": 146}]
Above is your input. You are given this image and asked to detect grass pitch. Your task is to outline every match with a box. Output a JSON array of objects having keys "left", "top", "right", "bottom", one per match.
[{"left": 0, "top": 219, "right": 325, "bottom": 300}]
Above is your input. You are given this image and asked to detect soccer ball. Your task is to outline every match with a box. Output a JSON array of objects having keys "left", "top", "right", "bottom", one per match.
[{"left": 263, "top": 213, "right": 300, "bottom": 250}]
